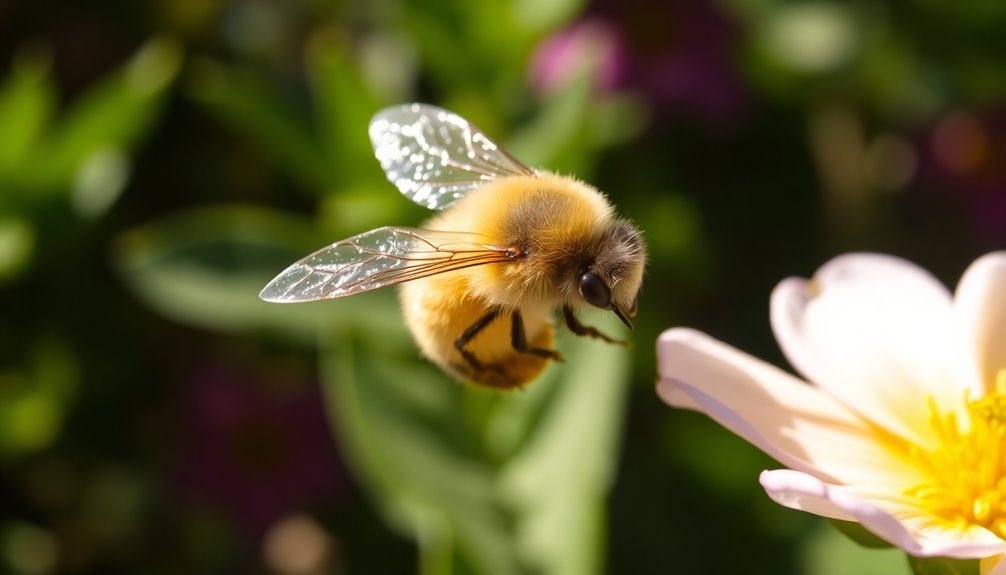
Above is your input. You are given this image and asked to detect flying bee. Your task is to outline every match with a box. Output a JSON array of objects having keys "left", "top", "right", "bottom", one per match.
[{"left": 260, "top": 103, "right": 646, "bottom": 389}]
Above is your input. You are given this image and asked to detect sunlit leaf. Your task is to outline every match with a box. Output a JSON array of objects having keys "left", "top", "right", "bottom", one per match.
[
  {"left": 115, "top": 205, "right": 400, "bottom": 341},
  {"left": 0, "top": 338, "right": 77, "bottom": 457},
  {"left": 0, "top": 49, "right": 55, "bottom": 178},
  {"left": 305, "top": 29, "right": 380, "bottom": 190},
  {"left": 321, "top": 309, "right": 631, "bottom": 575},
  {"left": 512, "top": 0, "right": 587, "bottom": 36},
  {"left": 759, "top": 2, "right": 859, "bottom": 74},
  {"left": 71, "top": 147, "right": 130, "bottom": 218},
  {"left": 318, "top": 183, "right": 427, "bottom": 239},
  {"left": 0, "top": 217, "right": 34, "bottom": 281},
  {"left": 33, "top": 38, "right": 180, "bottom": 198},
  {"left": 500, "top": 314, "right": 630, "bottom": 575},
  {"left": 505, "top": 76, "right": 594, "bottom": 176},
  {"left": 401, "top": 0, "right": 538, "bottom": 100},
  {"left": 803, "top": 521, "right": 908, "bottom": 575}
]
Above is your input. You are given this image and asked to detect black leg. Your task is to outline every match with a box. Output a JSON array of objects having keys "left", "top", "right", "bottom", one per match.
[
  {"left": 562, "top": 305, "right": 629, "bottom": 346},
  {"left": 454, "top": 308, "right": 501, "bottom": 371},
  {"left": 511, "top": 310, "right": 564, "bottom": 362}
]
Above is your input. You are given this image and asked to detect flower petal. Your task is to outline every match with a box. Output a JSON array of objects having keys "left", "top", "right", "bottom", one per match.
[
  {"left": 955, "top": 251, "right": 1006, "bottom": 396},
  {"left": 657, "top": 328, "right": 922, "bottom": 486},
  {"left": 761, "top": 469, "right": 1006, "bottom": 559},
  {"left": 770, "top": 253, "right": 960, "bottom": 447},
  {"left": 756, "top": 468, "right": 854, "bottom": 521}
]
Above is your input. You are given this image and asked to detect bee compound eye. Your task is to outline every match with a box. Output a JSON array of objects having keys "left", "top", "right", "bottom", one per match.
[{"left": 578, "top": 272, "right": 611, "bottom": 309}]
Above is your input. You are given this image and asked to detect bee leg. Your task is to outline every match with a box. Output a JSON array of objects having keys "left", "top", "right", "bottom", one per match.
[
  {"left": 511, "top": 310, "right": 565, "bottom": 362},
  {"left": 562, "top": 305, "right": 630, "bottom": 347},
  {"left": 454, "top": 308, "right": 502, "bottom": 371}
]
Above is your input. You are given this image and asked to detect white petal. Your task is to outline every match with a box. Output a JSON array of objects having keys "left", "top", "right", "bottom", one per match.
[
  {"left": 657, "top": 328, "right": 922, "bottom": 486},
  {"left": 761, "top": 469, "right": 1006, "bottom": 559},
  {"left": 756, "top": 468, "right": 854, "bottom": 521},
  {"left": 771, "top": 253, "right": 961, "bottom": 447},
  {"left": 955, "top": 252, "right": 1006, "bottom": 396}
]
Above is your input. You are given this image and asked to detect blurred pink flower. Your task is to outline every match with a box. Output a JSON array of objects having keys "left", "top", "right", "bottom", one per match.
[
  {"left": 530, "top": 0, "right": 746, "bottom": 122},
  {"left": 657, "top": 252, "right": 1006, "bottom": 570},
  {"left": 172, "top": 362, "right": 345, "bottom": 540},
  {"left": 530, "top": 18, "right": 621, "bottom": 95}
]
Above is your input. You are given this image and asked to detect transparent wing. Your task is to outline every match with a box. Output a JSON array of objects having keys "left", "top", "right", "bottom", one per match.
[
  {"left": 259, "top": 226, "right": 517, "bottom": 302},
  {"left": 369, "top": 103, "right": 534, "bottom": 210}
]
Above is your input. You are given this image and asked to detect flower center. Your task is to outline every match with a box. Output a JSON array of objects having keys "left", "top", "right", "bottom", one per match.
[{"left": 905, "top": 370, "right": 1006, "bottom": 537}]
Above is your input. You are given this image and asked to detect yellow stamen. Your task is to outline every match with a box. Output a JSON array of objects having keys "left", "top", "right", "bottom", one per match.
[{"left": 905, "top": 371, "right": 1006, "bottom": 538}]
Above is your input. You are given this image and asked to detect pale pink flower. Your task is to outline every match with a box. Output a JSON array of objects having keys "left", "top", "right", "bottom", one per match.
[{"left": 657, "top": 252, "right": 1006, "bottom": 572}]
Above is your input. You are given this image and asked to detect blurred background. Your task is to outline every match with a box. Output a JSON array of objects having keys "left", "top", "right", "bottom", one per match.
[{"left": 0, "top": 0, "right": 1003, "bottom": 573}]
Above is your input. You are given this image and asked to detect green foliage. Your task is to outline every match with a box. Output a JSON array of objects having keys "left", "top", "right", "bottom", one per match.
[
  {"left": 0, "top": 339, "right": 77, "bottom": 457},
  {"left": 189, "top": 61, "right": 343, "bottom": 195},
  {"left": 733, "top": 0, "right": 1006, "bottom": 121},
  {"left": 114, "top": 205, "right": 345, "bottom": 341},
  {"left": 4, "top": 0, "right": 1004, "bottom": 572},
  {"left": 0, "top": 38, "right": 179, "bottom": 207},
  {"left": 0, "top": 38, "right": 179, "bottom": 285},
  {"left": 322, "top": 314, "right": 630, "bottom": 575},
  {"left": 803, "top": 522, "right": 910, "bottom": 575}
]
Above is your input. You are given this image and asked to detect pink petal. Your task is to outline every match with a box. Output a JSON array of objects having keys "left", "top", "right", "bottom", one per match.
[
  {"left": 770, "top": 253, "right": 962, "bottom": 447},
  {"left": 657, "top": 328, "right": 921, "bottom": 487},
  {"left": 954, "top": 251, "right": 1006, "bottom": 396},
  {"left": 761, "top": 469, "right": 1006, "bottom": 559}
]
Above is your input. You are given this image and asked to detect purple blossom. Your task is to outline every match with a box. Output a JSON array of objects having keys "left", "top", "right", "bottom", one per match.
[{"left": 531, "top": 0, "right": 747, "bottom": 123}]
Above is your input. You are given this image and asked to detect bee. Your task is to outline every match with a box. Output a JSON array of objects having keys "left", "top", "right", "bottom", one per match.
[{"left": 260, "top": 103, "right": 646, "bottom": 389}]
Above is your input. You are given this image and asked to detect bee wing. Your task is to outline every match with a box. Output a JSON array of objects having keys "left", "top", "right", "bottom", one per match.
[
  {"left": 369, "top": 103, "right": 534, "bottom": 210},
  {"left": 259, "top": 226, "right": 516, "bottom": 302}
]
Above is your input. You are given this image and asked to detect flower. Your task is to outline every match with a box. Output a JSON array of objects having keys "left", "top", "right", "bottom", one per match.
[
  {"left": 529, "top": 0, "right": 746, "bottom": 123},
  {"left": 656, "top": 252, "right": 1006, "bottom": 570}
]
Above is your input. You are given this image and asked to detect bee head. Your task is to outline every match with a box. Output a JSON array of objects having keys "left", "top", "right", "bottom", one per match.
[{"left": 577, "top": 219, "right": 646, "bottom": 329}]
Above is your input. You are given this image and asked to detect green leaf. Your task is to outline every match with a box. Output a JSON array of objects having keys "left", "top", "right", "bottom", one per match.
[
  {"left": 907, "top": 555, "right": 980, "bottom": 575},
  {"left": 0, "top": 217, "right": 35, "bottom": 281},
  {"left": 33, "top": 38, "right": 180, "bottom": 197},
  {"left": 827, "top": 518, "right": 895, "bottom": 549},
  {"left": 304, "top": 30, "right": 380, "bottom": 189},
  {"left": 0, "top": 48, "right": 55, "bottom": 178},
  {"left": 505, "top": 76, "right": 596, "bottom": 176},
  {"left": 115, "top": 205, "right": 400, "bottom": 341},
  {"left": 402, "top": 0, "right": 537, "bottom": 99},
  {"left": 321, "top": 309, "right": 631, "bottom": 575},
  {"left": 188, "top": 60, "right": 334, "bottom": 193},
  {"left": 512, "top": 0, "right": 587, "bottom": 36},
  {"left": 499, "top": 313, "right": 630, "bottom": 575},
  {"left": 802, "top": 521, "right": 910, "bottom": 575},
  {"left": 0, "top": 338, "right": 78, "bottom": 458},
  {"left": 321, "top": 330, "right": 524, "bottom": 575}
]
